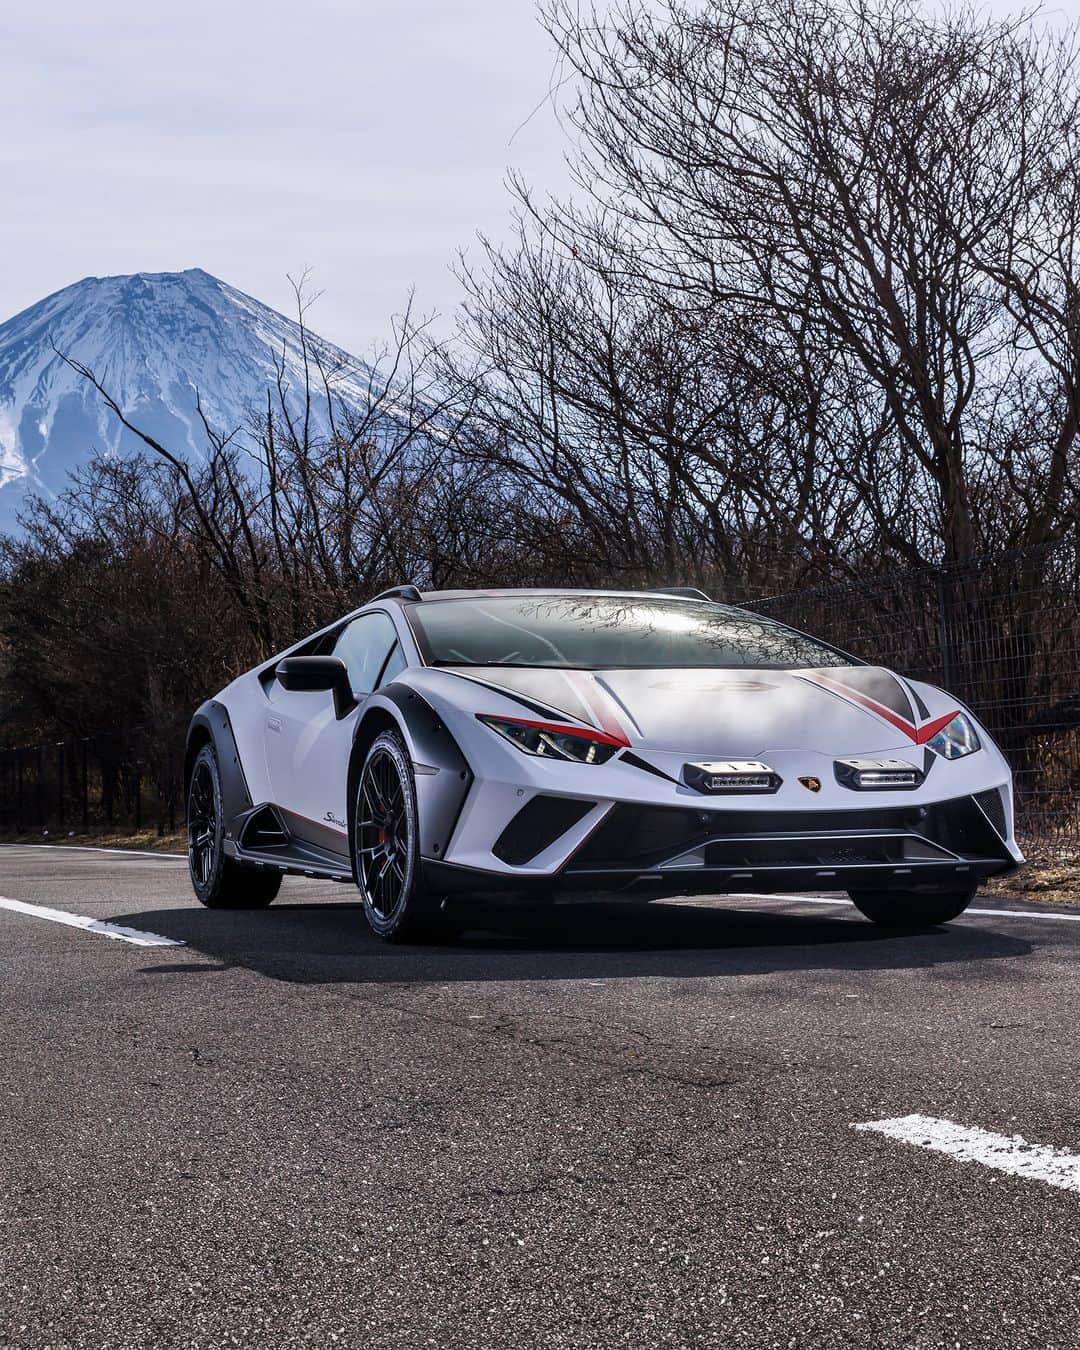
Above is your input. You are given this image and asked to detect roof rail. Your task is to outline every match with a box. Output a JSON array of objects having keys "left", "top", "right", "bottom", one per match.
[
  {"left": 646, "top": 586, "right": 711, "bottom": 601},
  {"left": 369, "top": 585, "right": 423, "bottom": 603}
]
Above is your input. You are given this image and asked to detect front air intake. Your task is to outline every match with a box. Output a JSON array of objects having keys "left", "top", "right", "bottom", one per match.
[
  {"left": 973, "top": 787, "right": 1007, "bottom": 838},
  {"left": 492, "top": 795, "right": 595, "bottom": 865}
]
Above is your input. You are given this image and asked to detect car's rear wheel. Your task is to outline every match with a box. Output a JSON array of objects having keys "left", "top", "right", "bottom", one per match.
[
  {"left": 848, "top": 886, "right": 977, "bottom": 927},
  {"left": 353, "top": 730, "right": 455, "bottom": 942},
  {"left": 187, "top": 744, "right": 282, "bottom": 909}
]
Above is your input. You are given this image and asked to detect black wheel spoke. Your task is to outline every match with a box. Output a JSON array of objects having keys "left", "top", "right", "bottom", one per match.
[
  {"left": 188, "top": 761, "right": 218, "bottom": 891},
  {"left": 356, "top": 747, "right": 412, "bottom": 922}
]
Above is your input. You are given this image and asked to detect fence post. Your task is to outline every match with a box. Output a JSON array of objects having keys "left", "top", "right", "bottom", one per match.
[
  {"left": 104, "top": 738, "right": 114, "bottom": 827},
  {"left": 35, "top": 743, "right": 44, "bottom": 829},
  {"left": 16, "top": 748, "right": 23, "bottom": 833},
  {"left": 81, "top": 739, "right": 89, "bottom": 832},
  {"left": 163, "top": 747, "right": 176, "bottom": 836}
]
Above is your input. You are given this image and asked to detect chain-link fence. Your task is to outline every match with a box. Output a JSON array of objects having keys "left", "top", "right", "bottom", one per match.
[
  {"left": 0, "top": 543, "right": 1076, "bottom": 847},
  {"left": 740, "top": 539, "right": 1079, "bottom": 845}
]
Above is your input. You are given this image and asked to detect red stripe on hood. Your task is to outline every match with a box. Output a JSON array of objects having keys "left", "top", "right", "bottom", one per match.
[
  {"left": 563, "top": 671, "right": 630, "bottom": 744},
  {"left": 799, "top": 671, "right": 958, "bottom": 745}
]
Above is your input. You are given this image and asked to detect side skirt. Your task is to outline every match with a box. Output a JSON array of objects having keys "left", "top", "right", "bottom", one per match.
[{"left": 224, "top": 801, "right": 354, "bottom": 883}]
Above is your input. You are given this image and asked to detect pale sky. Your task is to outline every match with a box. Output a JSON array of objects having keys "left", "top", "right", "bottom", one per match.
[
  {"left": 0, "top": 1, "right": 575, "bottom": 355},
  {"left": 2, "top": 1, "right": 1061, "bottom": 359}
]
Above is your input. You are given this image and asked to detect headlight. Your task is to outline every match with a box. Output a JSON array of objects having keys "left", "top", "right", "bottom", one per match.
[
  {"left": 477, "top": 713, "right": 625, "bottom": 764},
  {"left": 926, "top": 711, "right": 981, "bottom": 760}
]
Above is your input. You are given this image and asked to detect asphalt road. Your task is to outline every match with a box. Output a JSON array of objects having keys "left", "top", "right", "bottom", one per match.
[{"left": 2, "top": 845, "right": 1079, "bottom": 1349}]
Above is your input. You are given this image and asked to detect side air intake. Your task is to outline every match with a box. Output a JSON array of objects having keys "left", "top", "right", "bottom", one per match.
[{"left": 238, "top": 805, "right": 289, "bottom": 850}]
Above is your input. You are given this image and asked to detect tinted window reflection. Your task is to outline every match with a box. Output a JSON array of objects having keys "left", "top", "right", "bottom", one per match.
[{"left": 408, "top": 596, "right": 851, "bottom": 669}]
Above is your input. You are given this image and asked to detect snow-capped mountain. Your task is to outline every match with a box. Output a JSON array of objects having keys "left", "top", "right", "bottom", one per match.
[{"left": 0, "top": 269, "right": 380, "bottom": 533}]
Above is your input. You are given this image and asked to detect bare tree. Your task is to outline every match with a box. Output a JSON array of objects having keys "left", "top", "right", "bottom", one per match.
[{"left": 510, "top": 0, "right": 1080, "bottom": 565}]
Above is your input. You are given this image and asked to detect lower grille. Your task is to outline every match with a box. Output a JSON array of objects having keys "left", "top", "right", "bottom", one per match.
[
  {"left": 702, "top": 833, "right": 951, "bottom": 868},
  {"left": 493, "top": 795, "right": 595, "bottom": 865},
  {"left": 566, "top": 794, "right": 1009, "bottom": 871}
]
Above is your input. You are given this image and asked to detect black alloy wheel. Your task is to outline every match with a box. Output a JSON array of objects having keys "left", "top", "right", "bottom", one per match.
[
  {"left": 186, "top": 744, "right": 281, "bottom": 909},
  {"left": 187, "top": 755, "right": 218, "bottom": 891},
  {"left": 354, "top": 730, "right": 454, "bottom": 942}
]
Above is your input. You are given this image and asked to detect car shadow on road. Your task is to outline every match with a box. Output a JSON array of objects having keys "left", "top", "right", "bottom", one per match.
[{"left": 117, "top": 895, "right": 1033, "bottom": 985}]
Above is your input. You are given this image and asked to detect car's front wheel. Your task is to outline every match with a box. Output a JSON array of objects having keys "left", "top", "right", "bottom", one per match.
[
  {"left": 353, "top": 730, "right": 455, "bottom": 942},
  {"left": 848, "top": 886, "right": 977, "bottom": 927},
  {"left": 187, "top": 745, "right": 282, "bottom": 908}
]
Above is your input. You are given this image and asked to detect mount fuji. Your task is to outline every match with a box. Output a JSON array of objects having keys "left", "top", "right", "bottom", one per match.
[{"left": 0, "top": 269, "right": 381, "bottom": 533}]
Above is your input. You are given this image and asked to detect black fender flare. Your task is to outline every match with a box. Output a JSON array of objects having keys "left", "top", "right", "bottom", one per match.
[
  {"left": 185, "top": 700, "right": 253, "bottom": 841},
  {"left": 346, "top": 684, "right": 473, "bottom": 872}
]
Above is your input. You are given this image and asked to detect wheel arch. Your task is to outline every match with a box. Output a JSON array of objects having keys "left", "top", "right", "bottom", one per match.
[
  {"left": 346, "top": 707, "right": 402, "bottom": 876},
  {"left": 347, "top": 684, "right": 474, "bottom": 875},
  {"left": 185, "top": 723, "right": 212, "bottom": 799},
  {"left": 185, "top": 700, "right": 253, "bottom": 833}
]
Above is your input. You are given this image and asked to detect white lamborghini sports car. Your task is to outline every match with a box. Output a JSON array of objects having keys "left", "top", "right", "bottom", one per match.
[{"left": 185, "top": 587, "right": 1023, "bottom": 940}]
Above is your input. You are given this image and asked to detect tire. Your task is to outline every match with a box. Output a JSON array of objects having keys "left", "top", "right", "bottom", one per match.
[
  {"left": 848, "top": 886, "right": 977, "bottom": 928},
  {"left": 352, "top": 730, "right": 455, "bottom": 943},
  {"left": 187, "top": 744, "right": 282, "bottom": 909}
]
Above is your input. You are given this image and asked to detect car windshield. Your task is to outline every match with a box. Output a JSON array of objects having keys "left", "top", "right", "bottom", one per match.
[{"left": 407, "top": 595, "right": 851, "bottom": 669}]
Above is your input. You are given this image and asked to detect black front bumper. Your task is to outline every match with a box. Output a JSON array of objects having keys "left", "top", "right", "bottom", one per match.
[
  {"left": 424, "top": 855, "right": 1017, "bottom": 899},
  {"left": 426, "top": 790, "right": 1020, "bottom": 899}
]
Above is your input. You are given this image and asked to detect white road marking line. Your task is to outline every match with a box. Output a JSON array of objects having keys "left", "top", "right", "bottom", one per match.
[
  {"left": 1, "top": 855, "right": 1073, "bottom": 923},
  {"left": 855, "top": 1114, "right": 1080, "bottom": 1194},
  {"left": 722, "top": 893, "right": 1080, "bottom": 922},
  {"left": 964, "top": 907, "right": 1080, "bottom": 921},
  {"left": 0, "top": 843, "right": 185, "bottom": 860},
  {"left": 0, "top": 896, "right": 184, "bottom": 947}
]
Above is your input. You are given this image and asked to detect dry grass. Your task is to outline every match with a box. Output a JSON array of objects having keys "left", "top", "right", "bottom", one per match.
[
  {"left": 983, "top": 838, "right": 1080, "bottom": 907},
  {"left": 2, "top": 828, "right": 187, "bottom": 854}
]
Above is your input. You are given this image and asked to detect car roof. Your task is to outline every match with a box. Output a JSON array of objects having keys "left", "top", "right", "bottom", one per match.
[{"left": 395, "top": 587, "right": 713, "bottom": 604}]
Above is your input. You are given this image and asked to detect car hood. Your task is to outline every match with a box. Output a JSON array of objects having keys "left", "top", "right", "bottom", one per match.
[{"left": 443, "top": 663, "right": 954, "bottom": 758}]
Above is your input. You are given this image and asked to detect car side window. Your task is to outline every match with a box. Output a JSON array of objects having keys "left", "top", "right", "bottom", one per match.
[{"left": 330, "top": 612, "right": 399, "bottom": 698}]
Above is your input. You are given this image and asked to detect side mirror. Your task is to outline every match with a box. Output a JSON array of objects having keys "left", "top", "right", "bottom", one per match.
[{"left": 275, "top": 656, "right": 355, "bottom": 719}]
